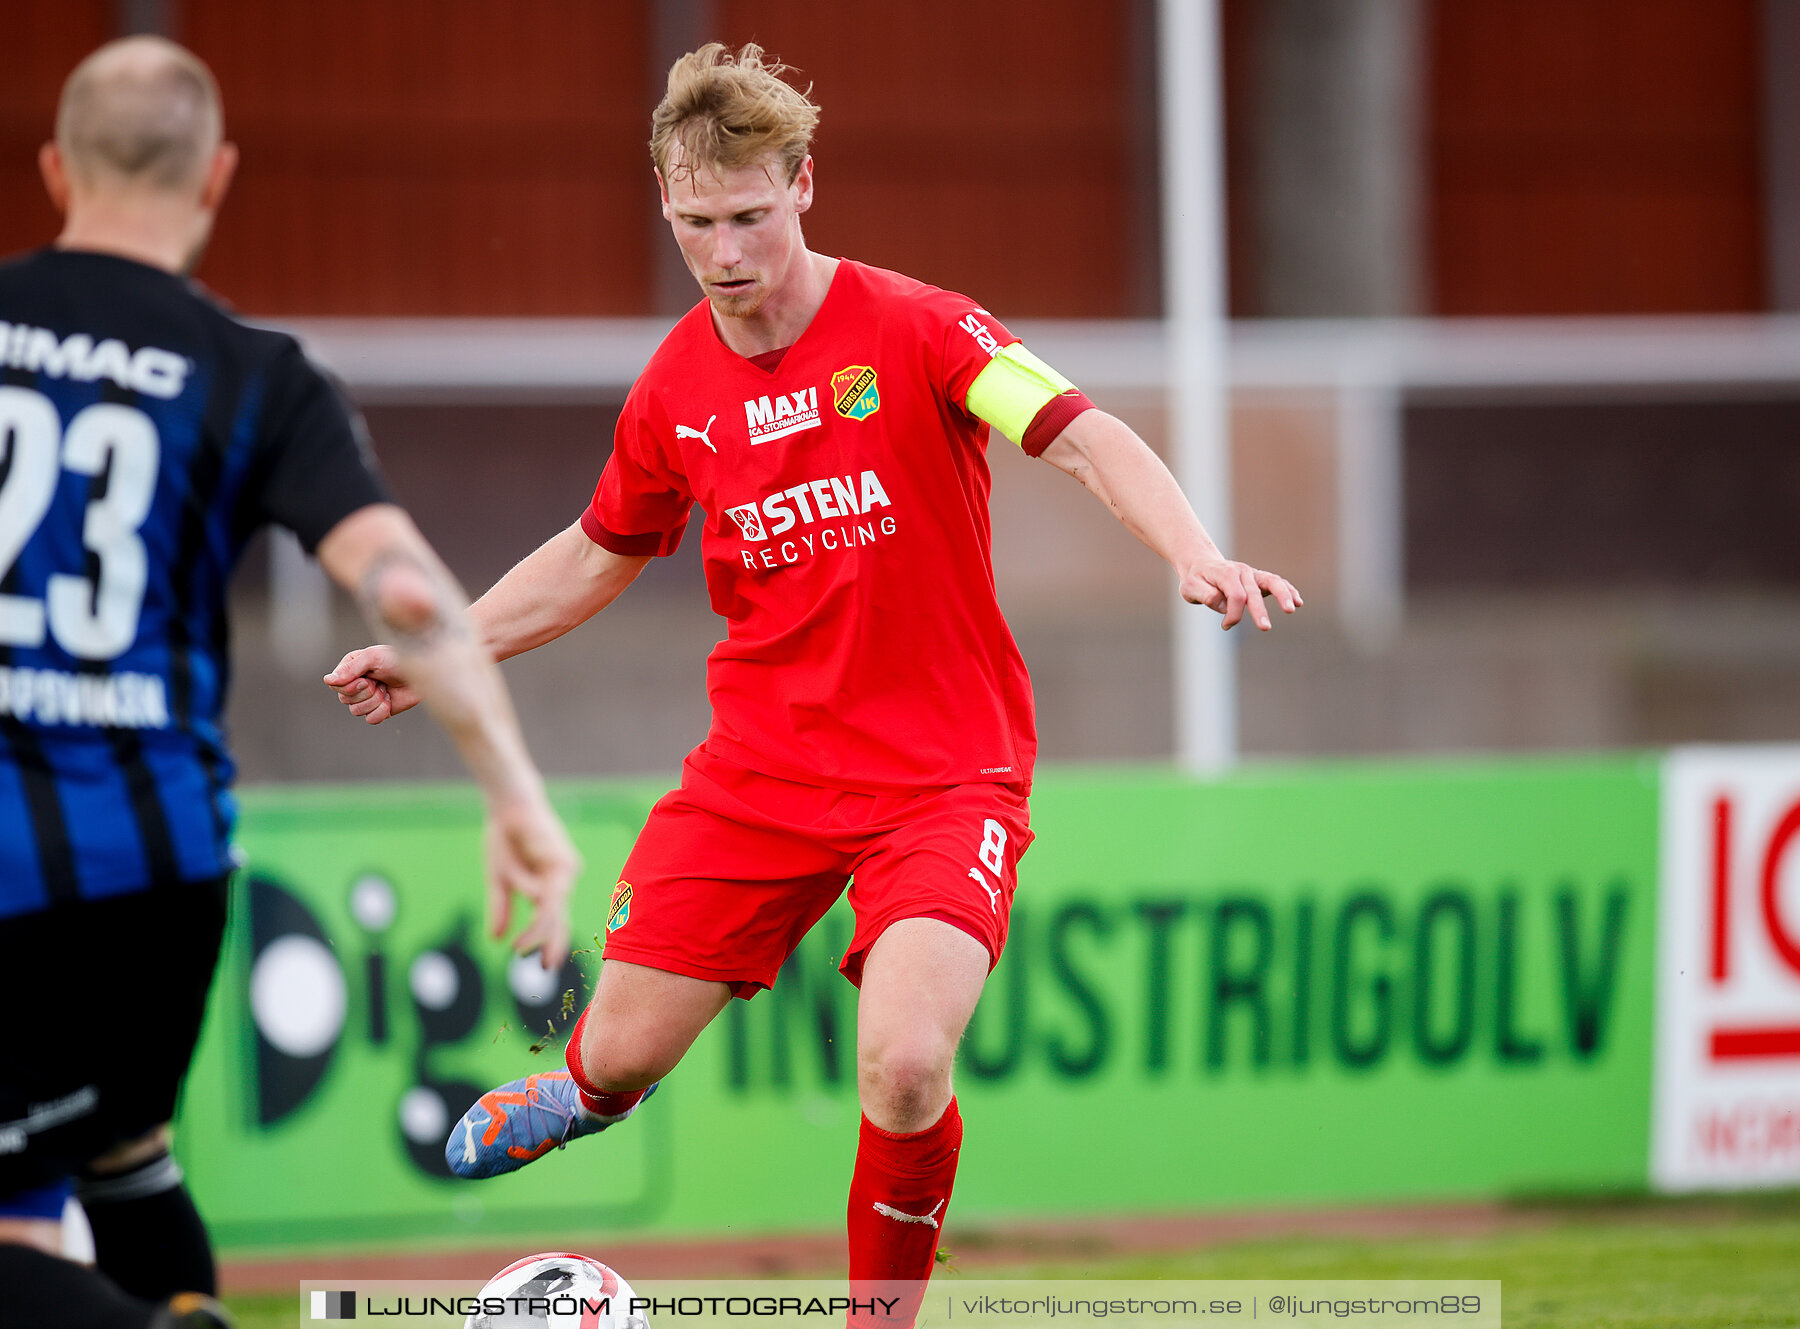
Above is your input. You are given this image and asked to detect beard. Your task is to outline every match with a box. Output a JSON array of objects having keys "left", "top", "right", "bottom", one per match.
[{"left": 706, "top": 277, "right": 768, "bottom": 320}]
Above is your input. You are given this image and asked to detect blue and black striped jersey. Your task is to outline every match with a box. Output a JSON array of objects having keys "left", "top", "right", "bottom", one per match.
[{"left": 0, "top": 248, "right": 389, "bottom": 917}]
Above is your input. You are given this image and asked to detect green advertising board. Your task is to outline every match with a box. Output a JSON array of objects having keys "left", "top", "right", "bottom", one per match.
[{"left": 177, "top": 757, "right": 1659, "bottom": 1251}]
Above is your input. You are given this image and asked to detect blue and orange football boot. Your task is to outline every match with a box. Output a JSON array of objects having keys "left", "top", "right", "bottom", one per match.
[{"left": 445, "top": 1069, "right": 658, "bottom": 1179}]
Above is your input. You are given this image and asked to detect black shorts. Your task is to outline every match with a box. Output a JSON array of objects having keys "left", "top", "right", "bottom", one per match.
[{"left": 0, "top": 875, "right": 229, "bottom": 1199}]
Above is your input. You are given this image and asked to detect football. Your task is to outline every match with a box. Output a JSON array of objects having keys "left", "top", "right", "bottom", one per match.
[{"left": 464, "top": 1253, "right": 648, "bottom": 1329}]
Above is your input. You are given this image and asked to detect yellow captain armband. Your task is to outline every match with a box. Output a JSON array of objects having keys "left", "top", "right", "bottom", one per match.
[{"left": 964, "top": 343, "right": 1081, "bottom": 447}]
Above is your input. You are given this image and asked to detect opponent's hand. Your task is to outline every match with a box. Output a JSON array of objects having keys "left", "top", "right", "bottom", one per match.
[
  {"left": 1180, "top": 559, "right": 1303, "bottom": 631},
  {"left": 324, "top": 645, "right": 422, "bottom": 724},
  {"left": 485, "top": 792, "right": 581, "bottom": 970}
]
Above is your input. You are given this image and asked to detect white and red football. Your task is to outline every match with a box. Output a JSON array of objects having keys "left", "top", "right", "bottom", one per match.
[{"left": 464, "top": 1252, "right": 647, "bottom": 1329}]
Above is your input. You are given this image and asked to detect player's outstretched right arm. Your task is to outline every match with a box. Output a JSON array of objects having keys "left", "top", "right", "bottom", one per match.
[
  {"left": 315, "top": 503, "right": 582, "bottom": 966},
  {"left": 325, "top": 519, "right": 649, "bottom": 724}
]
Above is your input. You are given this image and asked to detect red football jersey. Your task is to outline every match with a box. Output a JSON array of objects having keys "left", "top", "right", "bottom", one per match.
[{"left": 583, "top": 260, "right": 1038, "bottom": 791}]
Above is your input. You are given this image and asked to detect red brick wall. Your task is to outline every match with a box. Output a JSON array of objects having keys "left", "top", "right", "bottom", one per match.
[
  {"left": 187, "top": 0, "right": 655, "bottom": 314},
  {"left": 0, "top": 0, "right": 116, "bottom": 260},
  {"left": 1428, "top": 0, "right": 1765, "bottom": 314},
  {"left": 2, "top": 1, "right": 1138, "bottom": 317},
  {"left": 713, "top": 0, "right": 1138, "bottom": 317},
  {"left": 6, "top": 2, "right": 1770, "bottom": 319}
]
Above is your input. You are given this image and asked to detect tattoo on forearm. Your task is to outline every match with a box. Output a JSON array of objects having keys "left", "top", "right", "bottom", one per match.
[{"left": 356, "top": 547, "right": 470, "bottom": 654}]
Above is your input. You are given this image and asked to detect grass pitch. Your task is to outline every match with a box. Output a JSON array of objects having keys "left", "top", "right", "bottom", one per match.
[
  {"left": 221, "top": 1193, "right": 1800, "bottom": 1329},
  {"left": 976, "top": 1198, "right": 1800, "bottom": 1328}
]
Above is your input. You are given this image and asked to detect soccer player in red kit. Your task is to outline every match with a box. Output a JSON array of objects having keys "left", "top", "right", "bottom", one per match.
[{"left": 327, "top": 42, "right": 1299, "bottom": 1310}]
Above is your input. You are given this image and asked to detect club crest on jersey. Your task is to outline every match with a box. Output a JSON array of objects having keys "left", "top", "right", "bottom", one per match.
[
  {"left": 725, "top": 502, "right": 769, "bottom": 542},
  {"left": 744, "top": 386, "right": 820, "bottom": 445},
  {"left": 831, "top": 365, "right": 881, "bottom": 421},
  {"left": 607, "top": 880, "right": 633, "bottom": 932}
]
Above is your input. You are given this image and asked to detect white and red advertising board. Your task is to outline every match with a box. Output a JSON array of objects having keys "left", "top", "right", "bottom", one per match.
[{"left": 1655, "top": 747, "right": 1800, "bottom": 1189}]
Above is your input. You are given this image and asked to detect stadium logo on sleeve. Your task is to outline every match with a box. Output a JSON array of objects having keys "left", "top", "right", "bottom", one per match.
[
  {"left": 744, "top": 386, "right": 820, "bottom": 444},
  {"left": 607, "top": 881, "right": 633, "bottom": 932},
  {"left": 831, "top": 365, "right": 881, "bottom": 421}
]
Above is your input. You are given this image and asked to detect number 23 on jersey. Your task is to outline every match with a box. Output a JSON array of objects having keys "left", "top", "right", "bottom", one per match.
[{"left": 0, "top": 384, "right": 160, "bottom": 660}]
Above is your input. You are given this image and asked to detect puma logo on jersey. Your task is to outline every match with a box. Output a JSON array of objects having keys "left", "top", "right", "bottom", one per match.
[
  {"left": 873, "top": 1199, "right": 944, "bottom": 1228},
  {"left": 676, "top": 415, "right": 717, "bottom": 452},
  {"left": 744, "top": 387, "right": 820, "bottom": 444}
]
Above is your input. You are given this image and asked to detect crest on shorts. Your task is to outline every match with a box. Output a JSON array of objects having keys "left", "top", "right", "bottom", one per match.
[
  {"left": 607, "top": 880, "right": 633, "bottom": 933},
  {"left": 831, "top": 365, "right": 881, "bottom": 421}
]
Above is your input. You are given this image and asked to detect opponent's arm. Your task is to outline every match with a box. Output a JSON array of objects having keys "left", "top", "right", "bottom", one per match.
[
  {"left": 326, "top": 520, "right": 649, "bottom": 723},
  {"left": 315, "top": 503, "right": 581, "bottom": 964},
  {"left": 1039, "top": 411, "right": 1301, "bottom": 630}
]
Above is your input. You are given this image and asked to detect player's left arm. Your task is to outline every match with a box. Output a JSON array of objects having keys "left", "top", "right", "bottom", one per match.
[
  {"left": 961, "top": 341, "right": 1301, "bottom": 630},
  {"left": 1038, "top": 411, "right": 1301, "bottom": 630},
  {"left": 254, "top": 343, "right": 578, "bottom": 964},
  {"left": 315, "top": 503, "right": 580, "bottom": 965}
]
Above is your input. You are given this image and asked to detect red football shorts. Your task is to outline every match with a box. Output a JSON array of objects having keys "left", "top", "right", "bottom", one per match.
[{"left": 600, "top": 746, "right": 1033, "bottom": 997}]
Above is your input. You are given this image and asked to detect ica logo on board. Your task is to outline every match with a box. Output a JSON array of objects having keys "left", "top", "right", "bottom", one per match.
[{"left": 1654, "top": 747, "right": 1800, "bottom": 1190}]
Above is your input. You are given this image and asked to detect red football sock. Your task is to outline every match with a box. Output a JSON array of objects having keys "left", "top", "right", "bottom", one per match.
[
  {"left": 564, "top": 1006, "right": 647, "bottom": 1119},
  {"left": 847, "top": 1097, "right": 962, "bottom": 1326}
]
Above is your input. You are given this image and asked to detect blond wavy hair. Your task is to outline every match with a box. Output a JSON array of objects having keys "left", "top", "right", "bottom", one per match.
[{"left": 651, "top": 43, "right": 820, "bottom": 184}]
